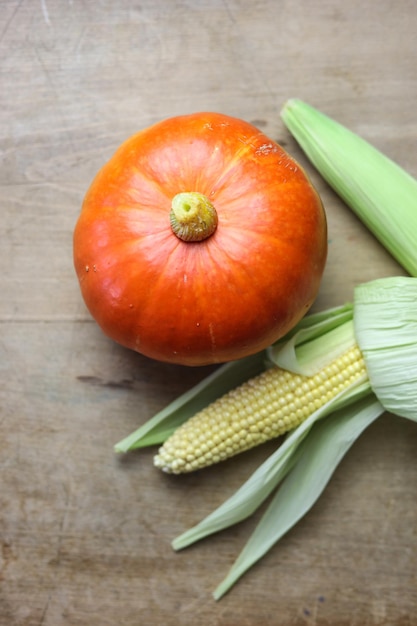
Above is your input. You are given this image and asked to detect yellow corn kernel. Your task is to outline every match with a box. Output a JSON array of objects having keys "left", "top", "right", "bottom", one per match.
[{"left": 154, "top": 345, "right": 367, "bottom": 474}]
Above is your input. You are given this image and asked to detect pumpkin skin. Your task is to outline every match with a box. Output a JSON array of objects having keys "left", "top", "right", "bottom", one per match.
[{"left": 73, "top": 112, "right": 327, "bottom": 366}]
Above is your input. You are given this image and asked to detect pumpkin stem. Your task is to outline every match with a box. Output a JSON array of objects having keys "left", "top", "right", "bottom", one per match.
[{"left": 170, "top": 192, "right": 218, "bottom": 242}]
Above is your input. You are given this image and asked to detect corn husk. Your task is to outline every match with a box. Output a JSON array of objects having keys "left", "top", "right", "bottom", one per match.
[
  {"left": 281, "top": 99, "right": 417, "bottom": 277},
  {"left": 354, "top": 276, "right": 417, "bottom": 422}
]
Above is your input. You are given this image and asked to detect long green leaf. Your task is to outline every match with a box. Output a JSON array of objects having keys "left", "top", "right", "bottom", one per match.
[
  {"left": 213, "top": 395, "right": 384, "bottom": 600},
  {"left": 114, "top": 351, "right": 265, "bottom": 452}
]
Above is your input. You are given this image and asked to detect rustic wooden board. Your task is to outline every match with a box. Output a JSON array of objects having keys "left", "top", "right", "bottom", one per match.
[{"left": 1, "top": 1, "right": 416, "bottom": 624}]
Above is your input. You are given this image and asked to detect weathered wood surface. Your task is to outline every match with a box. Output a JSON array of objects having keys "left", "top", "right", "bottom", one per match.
[{"left": 1, "top": 1, "right": 416, "bottom": 624}]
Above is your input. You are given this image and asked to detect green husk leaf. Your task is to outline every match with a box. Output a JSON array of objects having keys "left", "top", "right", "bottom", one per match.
[
  {"left": 269, "top": 317, "right": 355, "bottom": 375},
  {"left": 114, "top": 351, "right": 265, "bottom": 452},
  {"left": 354, "top": 276, "right": 417, "bottom": 421},
  {"left": 213, "top": 395, "right": 384, "bottom": 600},
  {"left": 281, "top": 99, "right": 417, "bottom": 277}
]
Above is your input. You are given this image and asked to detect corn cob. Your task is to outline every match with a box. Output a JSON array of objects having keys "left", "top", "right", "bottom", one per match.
[{"left": 154, "top": 344, "right": 367, "bottom": 473}]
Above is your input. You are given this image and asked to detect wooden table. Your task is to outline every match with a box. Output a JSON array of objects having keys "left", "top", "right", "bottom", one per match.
[{"left": 1, "top": 1, "right": 416, "bottom": 624}]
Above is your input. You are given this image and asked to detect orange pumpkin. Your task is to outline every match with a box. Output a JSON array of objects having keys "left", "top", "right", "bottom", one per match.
[{"left": 73, "top": 112, "right": 327, "bottom": 366}]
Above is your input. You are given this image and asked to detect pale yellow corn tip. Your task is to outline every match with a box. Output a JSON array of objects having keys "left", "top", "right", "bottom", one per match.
[{"left": 154, "top": 346, "right": 367, "bottom": 473}]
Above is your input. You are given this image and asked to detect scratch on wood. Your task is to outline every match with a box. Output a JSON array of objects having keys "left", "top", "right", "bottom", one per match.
[
  {"left": 39, "top": 593, "right": 51, "bottom": 626},
  {"left": 77, "top": 375, "right": 135, "bottom": 390},
  {"left": 0, "top": 0, "right": 24, "bottom": 42},
  {"left": 221, "top": 0, "right": 236, "bottom": 24},
  {"left": 40, "top": 0, "right": 51, "bottom": 26}
]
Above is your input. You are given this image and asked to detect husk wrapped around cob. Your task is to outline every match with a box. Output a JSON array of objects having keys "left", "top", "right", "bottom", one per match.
[{"left": 281, "top": 99, "right": 417, "bottom": 276}]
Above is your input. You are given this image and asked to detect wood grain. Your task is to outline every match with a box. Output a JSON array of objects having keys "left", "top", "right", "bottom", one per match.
[{"left": 1, "top": 1, "right": 416, "bottom": 624}]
